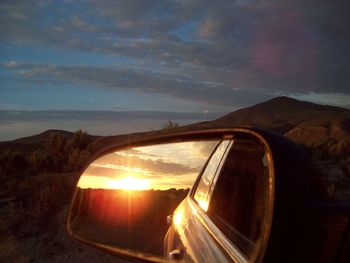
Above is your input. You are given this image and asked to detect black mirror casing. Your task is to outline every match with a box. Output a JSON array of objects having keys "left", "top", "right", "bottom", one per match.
[{"left": 66, "top": 127, "right": 322, "bottom": 263}]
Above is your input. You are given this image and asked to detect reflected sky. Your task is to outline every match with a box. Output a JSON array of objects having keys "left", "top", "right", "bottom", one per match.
[{"left": 78, "top": 140, "right": 218, "bottom": 190}]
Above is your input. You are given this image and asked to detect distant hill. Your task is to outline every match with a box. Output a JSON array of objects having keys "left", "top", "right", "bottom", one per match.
[
  {"left": 213, "top": 97, "right": 347, "bottom": 131},
  {"left": 180, "top": 96, "right": 350, "bottom": 147},
  {"left": 14, "top": 130, "right": 74, "bottom": 143},
  {"left": 0, "top": 130, "right": 98, "bottom": 153},
  {"left": 1, "top": 97, "right": 349, "bottom": 153},
  {"left": 0, "top": 96, "right": 349, "bottom": 202},
  {"left": 0, "top": 130, "right": 69, "bottom": 153},
  {"left": 1, "top": 97, "right": 348, "bottom": 263}
]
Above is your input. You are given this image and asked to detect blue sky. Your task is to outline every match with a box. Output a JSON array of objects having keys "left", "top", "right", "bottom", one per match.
[{"left": 0, "top": 0, "right": 349, "bottom": 140}]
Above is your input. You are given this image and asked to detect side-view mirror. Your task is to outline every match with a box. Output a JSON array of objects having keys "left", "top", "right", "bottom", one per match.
[{"left": 66, "top": 128, "right": 321, "bottom": 262}]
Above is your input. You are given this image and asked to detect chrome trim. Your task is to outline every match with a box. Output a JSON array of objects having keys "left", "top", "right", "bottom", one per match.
[
  {"left": 187, "top": 131, "right": 275, "bottom": 263},
  {"left": 207, "top": 140, "right": 234, "bottom": 204},
  {"left": 188, "top": 198, "right": 248, "bottom": 263}
]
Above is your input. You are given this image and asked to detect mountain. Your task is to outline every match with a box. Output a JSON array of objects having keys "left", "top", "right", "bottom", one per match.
[
  {"left": 182, "top": 96, "right": 350, "bottom": 147},
  {"left": 1, "top": 97, "right": 349, "bottom": 153},
  {"left": 0, "top": 96, "right": 349, "bottom": 201},
  {"left": 0, "top": 130, "right": 97, "bottom": 153},
  {"left": 213, "top": 96, "right": 347, "bottom": 130}
]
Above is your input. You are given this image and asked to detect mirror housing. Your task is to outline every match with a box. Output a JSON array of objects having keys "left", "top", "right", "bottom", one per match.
[{"left": 66, "top": 127, "right": 322, "bottom": 262}]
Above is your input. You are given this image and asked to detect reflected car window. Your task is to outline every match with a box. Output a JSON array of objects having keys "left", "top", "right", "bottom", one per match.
[
  {"left": 193, "top": 140, "right": 231, "bottom": 211},
  {"left": 207, "top": 140, "right": 269, "bottom": 258}
]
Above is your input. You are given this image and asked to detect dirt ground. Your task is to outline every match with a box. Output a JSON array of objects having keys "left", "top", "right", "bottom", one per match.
[{"left": 0, "top": 205, "right": 131, "bottom": 263}]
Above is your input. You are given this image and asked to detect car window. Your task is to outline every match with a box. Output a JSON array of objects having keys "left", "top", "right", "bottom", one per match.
[
  {"left": 207, "top": 139, "right": 270, "bottom": 258},
  {"left": 193, "top": 140, "right": 232, "bottom": 211}
]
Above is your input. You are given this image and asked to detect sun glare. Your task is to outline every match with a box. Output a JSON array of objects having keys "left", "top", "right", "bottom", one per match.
[
  {"left": 174, "top": 208, "right": 184, "bottom": 227},
  {"left": 108, "top": 176, "right": 150, "bottom": 190}
]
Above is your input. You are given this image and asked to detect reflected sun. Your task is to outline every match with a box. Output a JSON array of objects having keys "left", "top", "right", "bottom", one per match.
[{"left": 108, "top": 176, "right": 150, "bottom": 190}]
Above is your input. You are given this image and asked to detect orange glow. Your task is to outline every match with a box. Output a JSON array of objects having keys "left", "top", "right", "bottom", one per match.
[
  {"left": 197, "top": 198, "right": 209, "bottom": 212},
  {"left": 174, "top": 208, "right": 184, "bottom": 227},
  {"left": 194, "top": 191, "right": 209, "bottom": 211},
  {"left": 80, "top": 188, "right": 152, "bottom": 227},
  {"left": 78, "top": 175, "right": 150, "bottom": 190},
  {"left": 107, "top": 176, "right": 150, "bottom": 190},
  {"left": 77, "top": 141, "right": 219, "bottom": 190}
]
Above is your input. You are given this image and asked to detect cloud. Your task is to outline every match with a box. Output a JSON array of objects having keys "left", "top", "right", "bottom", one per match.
[
  {"left": 1, "top": 0, "right": 350, "bottom": 105},
  {"left": 2, "top": 61, "right": 272, "bottom": 107},
  {"left": 92, "top": 151, "right": 199, "bottom": 177},
  {"left": 69, "top": 15, "right": 99, "bottom": 33},
  {"left": 3, "top": 61, "right": 18, "bottom": 68}
]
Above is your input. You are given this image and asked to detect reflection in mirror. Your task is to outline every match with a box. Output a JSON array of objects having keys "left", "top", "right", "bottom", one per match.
[{"left": 68, "top": 140, "right": 219, "bottom": 261}]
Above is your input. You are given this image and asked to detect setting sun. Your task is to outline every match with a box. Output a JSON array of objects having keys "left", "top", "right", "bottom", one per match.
[
  {"left": 77, "top": 175, "right": 151, "bottom": 190},
  {"left": 77, "top": 141, "right": 217, "bottom": 191},
  {"left": 107, "top": 176, "right": 150, "bottom": 190}
]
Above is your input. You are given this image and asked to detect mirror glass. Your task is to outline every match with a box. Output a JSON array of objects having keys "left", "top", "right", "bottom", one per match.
[{"left": 68, "top": 140, "right": 219, "bottom": 260}]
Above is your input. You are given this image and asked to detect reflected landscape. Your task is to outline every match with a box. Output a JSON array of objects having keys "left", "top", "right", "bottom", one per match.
[
  {"left": 69, "top": 140, "right": 218, "bottom": 259},
  {"left": 78, "top": 141, "right": 218, "bottom": 190}
]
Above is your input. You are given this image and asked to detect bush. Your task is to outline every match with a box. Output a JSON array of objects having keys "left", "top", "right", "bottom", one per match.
[
  {"left": 65, "top": 148, "right": 91, "bottom": 172},
  {"left": 65, "top": 129, "right": 91, "bottom": 151},
  {"left": 161, "top": 120, "right": 179, "bottom": 130},
  {"left": 0, "top": 149, "right": 28, "bottom": 180},
  {"left": 14, "top": 173, "right": 74, "bottom": 224}
]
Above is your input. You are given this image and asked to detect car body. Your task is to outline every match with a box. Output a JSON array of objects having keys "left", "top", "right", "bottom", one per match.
[
  {"left": 163, "top": 129, "right": 350, "bottom": 263},
  {"left": 164, "top": 137, "right": 269, "bottom": 263}
]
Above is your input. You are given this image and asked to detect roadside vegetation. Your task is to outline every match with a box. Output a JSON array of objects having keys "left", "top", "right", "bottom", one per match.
[
  {"left": 0, "top": 130, "right": 93, "bottom": 230},
  {"left": 305, "top": 139, "right": 350, "bottom": 201},
  {"left": 307, "top": 138, "right": 350, "bottom": 176},
  {"left": 0, "top": 123, "right": 348, "bottom": 261},
  {"left": 161, "top": 120, "right": 179, "bottom": 130}
]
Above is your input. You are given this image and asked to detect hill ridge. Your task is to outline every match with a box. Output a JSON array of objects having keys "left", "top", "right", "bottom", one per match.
[
  {"left": 208, "top": 96, "right": 349, "bottom": 135},
  {"left": 1, "top": 96, "right": 349, "bottom": 152}
]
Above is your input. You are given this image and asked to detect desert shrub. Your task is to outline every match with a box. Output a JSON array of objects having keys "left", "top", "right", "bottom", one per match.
[
  {"left": 27, "top": 150, "right": 49, "bottom": 174},
  {"left": 1, "top": 130, "right": 94, "bottom": 180},
  {"left": 1, "top": 130, "right": 94, "bottom": 227},
  {"left": 65, "top": 129, "right": 91, "bottom": 151},
  {"left": 44, "top": 132, "right": 67, "bottom": 172},
  {"left": 65, "top": 148, "right": 91, "bottom": 172},
  {"left": 64, "top": 130, "right": 93, "bottom": 172},
  {"left": 15, "top": 173, "right": 73, "bottom": 223},
  {"left": 0, "top": 149, "right": 28, "bottom": 179},
  {"left": 307, "top": 139, "right": 350, "bottom": 179},
  {"left": 45, "top": 132, "right": 66, "bottom": 154},
  {"left": 161, "top": 120, "right": 179, "bottom": 130}
]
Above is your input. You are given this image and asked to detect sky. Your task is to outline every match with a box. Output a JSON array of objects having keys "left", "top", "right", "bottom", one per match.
[{"left": 1, "top": 0, "right": 350, "bottom": 140}]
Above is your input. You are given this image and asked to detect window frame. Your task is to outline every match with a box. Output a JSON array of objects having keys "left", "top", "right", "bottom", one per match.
[
  {"left": 190, "top": 139, "right": 233, "bottom": 211},
  {"left": 189, "top": 137, "right": 272, "bottom": 262}
]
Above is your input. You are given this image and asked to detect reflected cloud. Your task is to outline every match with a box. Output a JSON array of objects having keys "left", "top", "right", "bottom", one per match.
[{"left": 78, "top": 141, "right": 218, "bottom": 190}]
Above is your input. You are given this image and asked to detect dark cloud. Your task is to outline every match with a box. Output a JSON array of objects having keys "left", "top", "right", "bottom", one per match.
[{"left": 1, "top": 0, "right": 349, "bottom": 105}]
